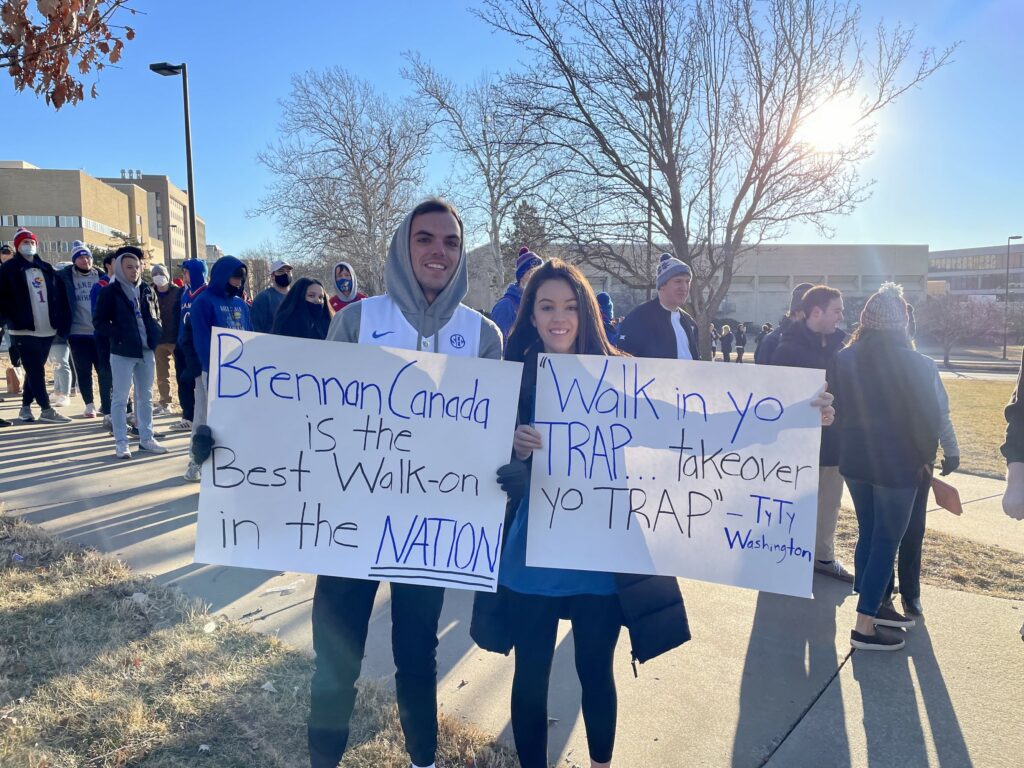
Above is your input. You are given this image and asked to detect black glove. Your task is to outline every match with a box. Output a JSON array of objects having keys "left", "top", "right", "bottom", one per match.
[
  {"left": 190, "top": 425, "right": 215, "bottom": 464},
  {"left": 940, "top": 455, "right": 960, "bottom": 476},
  {"left": 496, "top": 459, "right": 529, "bottom": 499}
]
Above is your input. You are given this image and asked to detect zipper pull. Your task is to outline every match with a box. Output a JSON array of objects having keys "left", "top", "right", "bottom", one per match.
[{"left": 631, "top": 656, "right": 638, "bottom": 678}]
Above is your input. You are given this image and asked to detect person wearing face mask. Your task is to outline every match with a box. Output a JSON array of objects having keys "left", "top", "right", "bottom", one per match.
[
  {"left": 56, "top": 241, "right": 104, "bottom": 417},
  {"left": 271, "top": 277, "right": 333, "bottom": 340},
  {"left": 183, "top": 255, "right": 252, "bottom": 482},
  {"left": 250, "top": 259, "right": 292, "bottom": 333},
  {"left": 0, "top": 228, "right": 71, "bottom": 423},
  {"left": 93, "top": 247, "right": 166, "bottom": 458},
  {"left": 149, "top": 264, "right": 182, "bottom": 416},
  {"left": 327, "top": 260, "right": 367, "bottom": 314}
]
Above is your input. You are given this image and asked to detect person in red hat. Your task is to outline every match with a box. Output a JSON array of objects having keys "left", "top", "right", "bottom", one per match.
[{"left": 0, "top": 228, "right": 71, "bottom": 423}]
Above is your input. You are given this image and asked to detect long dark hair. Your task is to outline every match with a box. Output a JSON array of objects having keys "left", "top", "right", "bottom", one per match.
[
  {"left": 504, "top": 258, "right": 622, "bottom": 363},
  {"left": 271, "top": 277, "right": 333, "bottom": 340}
]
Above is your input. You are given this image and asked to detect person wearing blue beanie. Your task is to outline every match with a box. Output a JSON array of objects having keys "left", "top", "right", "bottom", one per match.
[
  {"left": 491, "top": 246, "right": 543, "bottom": 339},
  {"left": 617, "top": 253, "right": 699, "bottom": 360},
  {"left": 596, "top": 291, "right": 618, "bottom": 344}
]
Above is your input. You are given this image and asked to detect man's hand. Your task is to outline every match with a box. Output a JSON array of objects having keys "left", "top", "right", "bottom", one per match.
[
  {"left": 190, "top": 425, "right": 215, "bottom": 465},
  {"left": 940, "top": 455, "right": 960, "bottom": 476},
  {"left": 1003, "top": 462, "right": 1024, "bottom": 520},
  {"left": 496, "top": 459, "right": 529, "bottom": 499},
  {"left": 811, "top": 386, "right": 835, "bottom": 426}
]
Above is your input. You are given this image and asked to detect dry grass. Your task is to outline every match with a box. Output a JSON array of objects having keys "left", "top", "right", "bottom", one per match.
[
  {"left": 944, "top": 378, "right": 1016, "bottom": 479},
  {"left": 0, "top": 514, "right": 518, "bottom": 768},
  {"left": 834, "top": 509, "right": 1024, "bottom": 601}
]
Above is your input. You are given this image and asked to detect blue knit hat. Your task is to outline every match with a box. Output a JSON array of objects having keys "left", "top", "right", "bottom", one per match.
[
  {"left": 656, "top": 253, "right": 691, "bottom": 289},
  {"left": 596, "top": 291, "right": 614, "bottom": 322},
  {"left": 71, "top": 240, "right": 92, "bottom": 261},
  {"left": 515, "top": 246, "right": 542, "bottom": 283}
]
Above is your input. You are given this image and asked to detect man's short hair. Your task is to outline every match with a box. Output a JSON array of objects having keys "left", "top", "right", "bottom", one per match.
[
  {"left": 0, "top": 244, "right": 11, "bottom": 254},
  {"left": 410, "top": 198, "right": 463, "bottom": 238},
  {"left": 103, "top": 253, "right": 117, "bottom": 267},
  {"left": 801, "top": 285, "right": 842, "bottom": 316}
]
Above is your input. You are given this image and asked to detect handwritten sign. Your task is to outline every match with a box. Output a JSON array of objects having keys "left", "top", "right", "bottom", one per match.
[
  {"left": 525, "top": 354, "right": 824, "bottom": 597},
  {"left": 194, "top": 330, "right": 521, "bottom": 592}
]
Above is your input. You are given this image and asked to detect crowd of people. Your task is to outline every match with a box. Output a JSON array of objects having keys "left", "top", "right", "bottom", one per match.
[{"left": 3, "top": 201, "right": 1023, "bottom": 768}]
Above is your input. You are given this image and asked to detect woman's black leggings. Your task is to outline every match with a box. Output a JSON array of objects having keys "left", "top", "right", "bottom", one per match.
[{"left": 508, "top": 590, "right": 622, "bottom": 767}]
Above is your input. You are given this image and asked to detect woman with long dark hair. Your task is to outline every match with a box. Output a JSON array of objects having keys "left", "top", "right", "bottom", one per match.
[
  {"left": 493, "top": 258, "right": 689, "bottom": 768},
  {"left": 270, "top": 277, "right": 333, "bottom": 340},
  {"left": 832, "top": 283, "right": 941, "bottom": 651}
]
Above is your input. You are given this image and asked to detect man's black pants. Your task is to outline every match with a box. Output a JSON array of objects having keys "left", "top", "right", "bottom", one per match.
[
  {"left": 308, "top": 576, "right": 444, "bottom": 768},
  {"left": 12, "top": 335, "right": 53, "bottom": 410},
  {"left": 174, "top": 347, "right": 196, "bottom": 421},
  {"left": 68, "top": 335, "right": 99, "bottom": 406}
]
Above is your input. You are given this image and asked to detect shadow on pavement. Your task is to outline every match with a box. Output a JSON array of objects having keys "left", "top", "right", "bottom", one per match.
[{"left": 732, "top": 577, "right": 853, "bottom": 767}]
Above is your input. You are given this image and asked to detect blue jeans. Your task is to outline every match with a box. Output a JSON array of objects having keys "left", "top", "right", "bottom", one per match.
[
  {"left": 845, "top": 478, "right": 920, "bottom": 616},
  {"left": 111, "top": 351, "right": 154, "bottom": 447},
  {"left": 48, "top": 339, "right": 73, "bottom": 396}
]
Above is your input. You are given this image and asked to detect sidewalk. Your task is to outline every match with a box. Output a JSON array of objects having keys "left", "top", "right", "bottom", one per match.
[{"left": 2, "top": 394, "right": 1022, "bottom": 767}]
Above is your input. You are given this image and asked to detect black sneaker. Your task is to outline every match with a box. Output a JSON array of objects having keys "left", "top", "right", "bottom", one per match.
[
  {"left": 875, "top": 602, "right": 915, "bottom": 629},
  {"left": 851, "top": 629, "right": 905, "bottom": 651}
]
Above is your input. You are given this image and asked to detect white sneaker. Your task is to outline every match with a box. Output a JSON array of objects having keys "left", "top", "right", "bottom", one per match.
[
  {"left": 115, "top": 444, "right": 132, "bottom": 459},
  {"left": 183, "top": 461, "right": 202, "bottom": 482},
  {"left": 102, "top": 414, "right": 113, "bottom": 432},
  {"left": 153, "top": 404, "right": 169, "bottom": 416},
  {"left": 172, "top": 418, "right": 193, "bottom": 431},
  {"left": 50, "top": 394, "right": 70, "bottom": 408},
  {"left": 39, "top": 408, "right": 72, "bottom": 424},
  {"left": 83, "top": 403, "right": 98, "bottom": 418},
  {"left": 138, "top": 440, "right": 168, "bottom": 455}
]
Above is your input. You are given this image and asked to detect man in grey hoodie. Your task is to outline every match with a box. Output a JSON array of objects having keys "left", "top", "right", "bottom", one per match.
[{"left": 309, "top": 199, "right": 501, "bottom": 768}]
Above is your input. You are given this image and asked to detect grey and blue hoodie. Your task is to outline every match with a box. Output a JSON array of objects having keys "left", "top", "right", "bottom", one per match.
[{"left": 326, "top": 210, "right": 501, "bottom": 360}]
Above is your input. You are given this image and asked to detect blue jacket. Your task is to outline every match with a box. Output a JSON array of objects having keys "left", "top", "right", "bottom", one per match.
[
  {"left": 189, "top": 256, "right": 251, "bottom": 373},
  {"left": 490, "top": 282, "right": 522, "bottom": 339},
  {"left": 178, "top": 258, "right": 209, "bottom": 344}
]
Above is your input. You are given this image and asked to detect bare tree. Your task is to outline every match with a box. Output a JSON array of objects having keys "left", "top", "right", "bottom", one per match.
[
  {"left": 479, "top": 0, "right": 957, "bottom": 356},
  {"left": 254, "top": 68, "right": 432, "bottom": 296},
  {"left": 919, "top": 295, "right": 999, "bottom": 367},
  {"left": 239, "top": 239, "right": 277, "bottom": 296},
  {"left": 1, "top": 0, "right": 137, "bottom": 108},
  {"left": 404, "top": 55, "right": 559, "bottom": 295}
]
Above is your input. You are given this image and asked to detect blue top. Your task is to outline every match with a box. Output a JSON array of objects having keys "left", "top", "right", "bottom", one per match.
[{"left": 499, "top": 491, "right": 617, "bottom": 596}]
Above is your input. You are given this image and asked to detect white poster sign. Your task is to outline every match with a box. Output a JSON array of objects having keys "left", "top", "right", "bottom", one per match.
[
  {"left": 194, "top": 330, "right": 522, "bottom": 592},
  {"left": 526, "top": 354, "right": 824, "bottom": 597}
]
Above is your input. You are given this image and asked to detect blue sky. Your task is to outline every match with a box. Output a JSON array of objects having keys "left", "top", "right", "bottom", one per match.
[{"left": 4, "top": 0, "right": 1022, "bottom": 254}]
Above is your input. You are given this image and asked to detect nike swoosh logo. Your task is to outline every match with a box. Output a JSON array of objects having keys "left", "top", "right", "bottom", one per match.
[{"left": 371, "top": 330, "right": 394, "bottom": 339}]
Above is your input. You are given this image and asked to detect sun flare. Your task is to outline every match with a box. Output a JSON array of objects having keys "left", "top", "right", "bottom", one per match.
[{"left": 797, "top": 97, "right": 862, "bottom": 152}]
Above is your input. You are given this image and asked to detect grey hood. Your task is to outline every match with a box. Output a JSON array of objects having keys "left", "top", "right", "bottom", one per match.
[
  {"left": 114, "top": 254, "right": 141, "bottom": 304},
  {"left": 384, "top": 208, "right": 468, "bottom": 338},
  {"left": 332, "top": 260, "right": 359, "bottom": 302}
]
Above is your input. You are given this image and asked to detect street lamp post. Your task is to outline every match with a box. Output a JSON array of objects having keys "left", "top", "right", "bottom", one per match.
[
  {"left": 1005, "top": 234, "right": 1023, "bottom": 359},
  {"left": 633, "top": 89, "right": 655, "bottom": 298},
  {"left": 150, "top": 61, "right": 199, "bottom": 263}
]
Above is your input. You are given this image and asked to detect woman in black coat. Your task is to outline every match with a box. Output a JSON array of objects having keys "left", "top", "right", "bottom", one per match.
[
  {"left": 483, "top": 258, "right": 690, "bottom": 768},
  {"left": 270, "top": 277, "right": 332, "bottom": 340},
  {"left": 832, "top": 283, "right": 940, "bottom": 652}
]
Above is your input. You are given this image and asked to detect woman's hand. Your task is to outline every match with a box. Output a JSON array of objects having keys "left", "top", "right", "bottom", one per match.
[
  {"left": 812, "top": 386, "right": 835, "bottom": 427},
  {"left": 513, "top": 425, "right": 543, "bottom": 461}
]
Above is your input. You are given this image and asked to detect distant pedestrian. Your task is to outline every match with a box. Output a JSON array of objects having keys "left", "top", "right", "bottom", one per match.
[
  {"left": 57, "top": 241, "right": 104, "bottom": 418},
  {"left": 327, "top": 261, "right": 367, "bottom": 314},
  {"left": 754, "top": 322, "right": 772, "bottom": 354},
  {"left": 0, "top": 228, "right": 71, "bottom": 423},
  {"left": 491, "top": 246, "right": 543, "bottom": 340},
  {"left": 272, "top": 278, "right": 332, "bottom": 340},
  {"left": 250, "top": 259, "right": 292, "bottom": 333},
  {"left": 832, "top": 283, "right": 940, "bottom": 651},
  {"left": 617, "top": 253, "right": 699, "bottom": 360},
  {"left": 596, "top": 291, "right": 619, "bottom": 345},
  {"left": 93, "top": 247, "right": 167, "bottom": 458},
  {"left": 709, "top": 323, "right": 719, "bottom": 359},
  {"left": 720, "top": 324, "right": 734, "bottom": 362},
  {"left": 1001, "top": 351, "right": 1024, "bottom": 641},
  {"left": 734, "top": 323, "right": 747, "bottom": 363},
  {"left": 150, "top": 264, "right": 182, "bottom": 415},
  {"left": 754, "top": 282, "right": 813, "bottom": 364}
]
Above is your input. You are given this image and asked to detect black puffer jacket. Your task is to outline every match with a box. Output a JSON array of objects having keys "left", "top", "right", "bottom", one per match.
[
  {"left": 93, "top": 281, "right": 162, "bottom": 358},
  {"left": 0, "top": 254, "right": 68, "bottom": 333},
  {"left": 617, "top": 298, "right": 699, "bottom": 360}
]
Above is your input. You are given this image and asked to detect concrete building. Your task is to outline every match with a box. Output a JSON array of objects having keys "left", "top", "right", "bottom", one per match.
[
  {"left": 928, "top": 243, "right": 1024, "bottom": 302},
  {"left": 97, "top": 170, "right": 206, "bottom": 265},
  {"left": 0, "top": 161, "right": 204, "bottom": 268},
  {"left": 466, "top": 241, "right": 929, "bottom": 327},
  {"left": 206, "top": 243, "right": 225, "bottom": 261}
]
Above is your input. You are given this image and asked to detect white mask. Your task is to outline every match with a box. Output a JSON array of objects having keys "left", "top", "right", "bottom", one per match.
[
  {"left": 153, "top": 275, "right": 169, "bottom": 287},
  {"left": 18, "top": 242, "right": 37, "bottom": 257}
]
